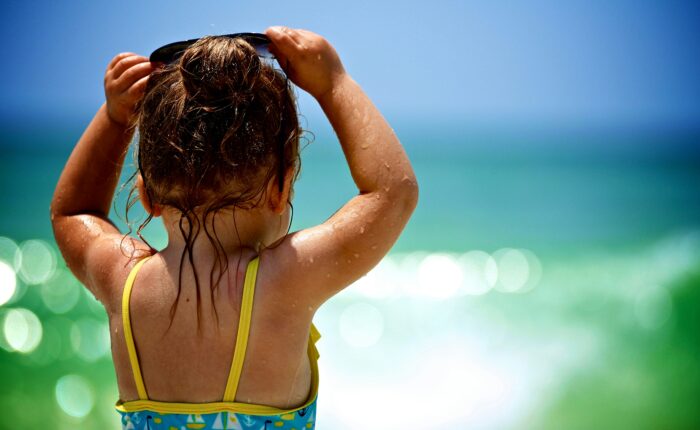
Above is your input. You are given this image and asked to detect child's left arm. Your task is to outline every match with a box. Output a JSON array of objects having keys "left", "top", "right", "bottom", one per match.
[{"left": 50, "top": 53, "right": 154, "bottom": 309}]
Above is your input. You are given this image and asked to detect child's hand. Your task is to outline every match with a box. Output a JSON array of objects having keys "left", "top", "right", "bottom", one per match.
[
  {"left": 103, "top": 53, "right": 155, "bottom": 126},
  {"left": 265, "top": 27, "right": 346, "bottom": 100}
]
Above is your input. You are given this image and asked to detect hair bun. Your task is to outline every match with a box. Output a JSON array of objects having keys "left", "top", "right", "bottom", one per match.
[{"left": 179, "top": 36, "right": 262, "bottom": 106}]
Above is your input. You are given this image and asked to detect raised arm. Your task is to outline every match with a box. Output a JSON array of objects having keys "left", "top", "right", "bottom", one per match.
[
  {"left": 50, "top": 53, "right": 154, "bottom": 307},
  {"left": 264, "top": 27, "right": 419, "bottom": 307}
]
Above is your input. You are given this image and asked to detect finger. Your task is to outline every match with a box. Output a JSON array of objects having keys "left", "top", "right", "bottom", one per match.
[
  {"left": 266, "top": 42, "right": 291, "bottom": 67},
  {"left": 111, "top": 55, "right": 148, "bottom": 81},
  {"left": 293, "top": 29, "right": 320, "bottom": 50},
  {"left": 280, "top": 26, "right": 304, "bottom": 44},
  {"left": 282, "top": 27, "right": 314, "bottom": 52},
  {"left": 113, "top": 62, "right": 155, "bottom": 93},
  {"left": 111, "top": 55, "right": 149, "bottom": 81},
  {"left": 126, "top": 74, "right": 150, "bottom": 99},
  {"left": 107, "top": 52, "right": 136, "bottom": 71},
  {"left": 265, "top": 26, "right": 302, "bottom": 55}
]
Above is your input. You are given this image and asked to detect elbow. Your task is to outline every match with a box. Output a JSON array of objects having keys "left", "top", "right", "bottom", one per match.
[
  {"left": 394, "top": 172, "right": 419, "bottom": 214},
  {"left": 49, "top": 196, "right": 64, "bottom": 230},
  {"left": 361, "top": 170, "right": 419, "bottom": 215},
  {"left": 49, "top": 201, "right": 58, "bottom": 228},
  {"left": 49, "top": 193, "right": 73, "bottom": 234},
  {"left": 49, "top": 204, "right": 65, "bottom": 238},
  {"left": 407, "top": 178, "right": 420, "bottom": 213}
]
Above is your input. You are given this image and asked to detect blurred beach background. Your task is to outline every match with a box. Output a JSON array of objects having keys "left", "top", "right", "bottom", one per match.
[{"left": 1, "top": 1, "right": 699, "bottom": 429}]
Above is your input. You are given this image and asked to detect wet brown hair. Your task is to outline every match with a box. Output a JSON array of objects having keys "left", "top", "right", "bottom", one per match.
[{"left": 124, "top": 35, "right": 302, "bottom": 328}]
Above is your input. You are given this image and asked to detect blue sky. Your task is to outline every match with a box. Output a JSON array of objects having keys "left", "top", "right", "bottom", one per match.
[{"left": 2, "top": 0, "right": 699, "bottom": 130}]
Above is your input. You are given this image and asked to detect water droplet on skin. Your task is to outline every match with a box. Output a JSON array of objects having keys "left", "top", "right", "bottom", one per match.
[
  {"left": 383, "top": 162, "right": 390, "bottom": 170},
  {"left": 316, "top": 54, "right": 322, "bottom": 61},
  {"left": 346, "top": 259, "right": 352, "bottom": 264},
  {"left": 371, "top": 245, "right": 378, "bottom": 250},
  {"left": 353, "top": 253, "right": 360, "bottom": 259},
  {"left": 383, "top": 186, "right": 390, "bottom": 192},
  {"left": 375, "top": 194, "right": 381, "bottom": 200},
  {"left": 308, "top": 257, "right": 314, "bottom": 263},
  {"left": 361, "top": 144, "right": 370, "bottom": 149},
  {"left": 359, "top": 226, "right": 365, "bottom": 234},
  {"left": 307, "top": 306, "right": 313, "bottom": 312}
]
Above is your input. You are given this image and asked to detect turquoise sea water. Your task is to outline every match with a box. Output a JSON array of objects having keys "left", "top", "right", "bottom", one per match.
[
  {"left": 1, "top": 120, "right": 699, "bottom": 429},
  {"left": 3, "top": 122, "right": 699, "bottom": 253}
]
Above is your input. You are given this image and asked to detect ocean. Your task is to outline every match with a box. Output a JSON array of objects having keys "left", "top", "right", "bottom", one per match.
[{"left": 1, "top": 119, "right": 699, "bottom": 429}]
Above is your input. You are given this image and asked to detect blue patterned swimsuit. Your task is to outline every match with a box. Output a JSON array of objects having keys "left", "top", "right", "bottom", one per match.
[{"left": 115, "top": 256, "right": 321, "bottom": 430}]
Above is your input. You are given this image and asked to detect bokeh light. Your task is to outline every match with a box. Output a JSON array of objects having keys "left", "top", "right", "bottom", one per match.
[
  {"left": 0, "top": 310, "right": 11, "bottom": 351},
  {"left": 338, "top": 302, "right": 384, "bottom": 348},
  {"left": 417, "top": 253, "right": 464, "bottom": 299},
  {"left": 0, "top": 261, "right": 17, "bottom": 306},
  {"left": 18, "top": 240, "right": 57, "bottom": 285},
  {"left": 519, "top": 248, "right": 543, "bottom": 292},
  {"left": 0, "top": 236, "right": 21, "bottom": 270},
  {"left": 3, "top": 308, "right": 43, "bottom": 353},
  {"left": 55, "top": 374, "right": 95, "bottom": 418},
  {"left": 41, "top": 268, "right": 81, "bottom": 314},
  {"left": 349, "top": 251, "right": 543, "bottom": 300},
  {"left": 28, "top": 322, "right": 63, "bottom": 366},
  {"left": 70, "top": 318, "right": 110, "bottom": 362},
  {"left": 493, "top": 248, "right": 532, "bottom": 293},
  {"left": 459, "top": 250, "right": 498, "bottom": 296}
]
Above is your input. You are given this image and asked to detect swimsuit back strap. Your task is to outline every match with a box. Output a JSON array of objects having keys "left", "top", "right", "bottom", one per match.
[
  {"left": 223, "top": 256, "right": 260, "bottom": 402},
  {"left": 121, "top": 256, "right": 152, "bottom": 401}
]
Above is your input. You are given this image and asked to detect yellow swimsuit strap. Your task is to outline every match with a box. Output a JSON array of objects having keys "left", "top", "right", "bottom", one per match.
[
  {"left": 223, "top": 256, "right": 260, "bottom": 402},
  {"left": 122, "top": 256, "right": 153, "bottom": 400}
]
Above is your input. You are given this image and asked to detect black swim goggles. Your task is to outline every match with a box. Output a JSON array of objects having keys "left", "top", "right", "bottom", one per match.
[{"left": 149, "top": 32, "right": 274, "bottom": 63}]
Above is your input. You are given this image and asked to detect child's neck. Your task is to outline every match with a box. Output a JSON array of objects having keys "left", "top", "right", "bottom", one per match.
[{"left": 158, "top": 205, "right": 288, "bottom": 258}]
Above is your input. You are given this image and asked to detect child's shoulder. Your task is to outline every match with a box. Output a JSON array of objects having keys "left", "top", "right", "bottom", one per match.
[
  {"left": 255, "top": 224, "right": 384, "bottom": 310},
  {"left": 88, "top": 239, "right": 155, "bottom": 315}
]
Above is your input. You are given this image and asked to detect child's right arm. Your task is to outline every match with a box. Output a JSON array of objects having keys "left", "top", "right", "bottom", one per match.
[{"left": 264, "top": 27, "right": 419, "bottom": 308}]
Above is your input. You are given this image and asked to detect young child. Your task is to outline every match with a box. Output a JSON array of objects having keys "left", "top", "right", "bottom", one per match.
[{"left": 51, "top": 26, "right": 418, "bottom": 429}]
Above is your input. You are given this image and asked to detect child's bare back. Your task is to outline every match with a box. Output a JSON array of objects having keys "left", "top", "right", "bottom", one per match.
[
  {"left": 112, "top": 249, "right": 314, "bottom": 408},
  {"left": 51, "top": 26, "right": 418, "bottom": 428}
]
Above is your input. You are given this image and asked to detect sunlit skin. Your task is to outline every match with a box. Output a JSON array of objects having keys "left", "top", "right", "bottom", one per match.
[{"left": 51, "top": 27, "right": 418, "bottom": 408}]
